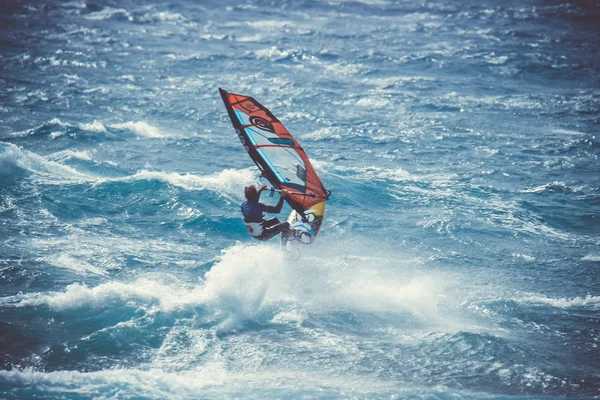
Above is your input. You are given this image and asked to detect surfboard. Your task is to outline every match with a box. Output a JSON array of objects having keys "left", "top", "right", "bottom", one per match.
[{"left": 219, "top": 88, "right": 330, "bottom": 243}]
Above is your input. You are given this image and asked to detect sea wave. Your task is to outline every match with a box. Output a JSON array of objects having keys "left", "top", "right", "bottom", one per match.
[
  {"left": 312, "top": 161, "right": 412, "bottom": 182},
  {"left": 0, "top": 141, "right": 255, "bottom": 197},
  {"left": 2, "top": 242, "right": 447, "bottom": 330},
  {"left": 47, "top": 149, "right": 94, "bottom": 162},
  {"left": 519, "top": 294, "right": 600, "bottom": 309},
  {"left": 581, "top": 253, "right": 600, "bottom": 262},
  {"left": 85, "top": 7, "right": 132, "bottom": 22},
  {"left": 105, "top": 168, "right": 255, "bottom": 197},
  {"left": 0, "top": 364, "right": 232, "bottom": 398},
  {"left": 3, "top": 119, "right": 171, "bottom": 140},
  {"left": 0, "top": 365, "right": 409, "bottom": 399},
  {"left": 0, "top": 142, "right": 95, "bottom": 184},
  {"left": 110, "top": 121, "right": 168, "bottom": 138},
  {"left": 521, "top": 181, "right": 585, "bottom": 194},
  {"left": 2, "top": 118, "right": 110, "bottom": 140},
  {"left": 2, "top": 0, "right": 599, "bottom": 396}
]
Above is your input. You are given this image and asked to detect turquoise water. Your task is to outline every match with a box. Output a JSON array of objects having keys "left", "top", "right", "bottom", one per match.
[{"left": 1, "top": 0, "right": 599, "bottom": 398}]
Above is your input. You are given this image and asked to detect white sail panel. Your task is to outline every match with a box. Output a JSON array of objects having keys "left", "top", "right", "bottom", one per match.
[{"left": 256, "top": 146, "right": 306, "bottom": 188}]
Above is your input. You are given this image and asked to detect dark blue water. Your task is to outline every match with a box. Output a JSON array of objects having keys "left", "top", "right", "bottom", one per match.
[{"left": 1, "top": 0, "right": 599, "bottom": 398}]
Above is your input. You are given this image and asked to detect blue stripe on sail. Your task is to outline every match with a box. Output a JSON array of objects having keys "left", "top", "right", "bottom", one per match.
[
  {"left": 234, "top": 110, "right": 246, "bottom": 125},
  {"left": 244, "top": 127, "right": 258, "bottom": 145}
]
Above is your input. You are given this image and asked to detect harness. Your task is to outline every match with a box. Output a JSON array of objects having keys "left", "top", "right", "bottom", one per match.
[{"left": 245, "top": 220, "right": 264, "bottom": 237}]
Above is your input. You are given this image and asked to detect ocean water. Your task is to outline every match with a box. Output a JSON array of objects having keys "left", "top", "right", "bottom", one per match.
[{"left": 1, "top": 0, "right": 599, "bottom": 398}]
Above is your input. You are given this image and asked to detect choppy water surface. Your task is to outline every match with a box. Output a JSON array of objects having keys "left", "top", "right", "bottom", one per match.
[{"left": 1, "top": 0, "right": 599, "bottom": 398}]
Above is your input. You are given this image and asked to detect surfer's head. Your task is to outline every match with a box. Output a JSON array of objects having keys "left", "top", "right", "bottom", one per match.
[{"left": 244, "top": 185, "right": 259, "bottom": 203}]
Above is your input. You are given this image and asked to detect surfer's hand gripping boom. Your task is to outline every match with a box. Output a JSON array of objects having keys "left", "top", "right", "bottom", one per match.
[{"left": 266, "top": 186, "right": 288, "bottom": 198}]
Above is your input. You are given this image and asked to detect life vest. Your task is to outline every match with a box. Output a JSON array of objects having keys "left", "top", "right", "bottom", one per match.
[{"left": 245, "top": 221, "right": 264, "bottom": 237}]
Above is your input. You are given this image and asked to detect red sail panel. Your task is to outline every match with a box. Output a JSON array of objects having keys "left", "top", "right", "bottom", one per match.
[{"left": 219, "top": 88, "right": 329, "bottom": 213}]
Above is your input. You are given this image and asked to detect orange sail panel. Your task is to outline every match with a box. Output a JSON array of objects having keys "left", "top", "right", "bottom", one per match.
[{"left": 219, "top": 88, "right": 329, "bottom": 214}]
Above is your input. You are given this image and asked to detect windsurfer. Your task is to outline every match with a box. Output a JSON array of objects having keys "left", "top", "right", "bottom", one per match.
[{"left": 241, "top": 184, "right": 291, "bottom": 241}]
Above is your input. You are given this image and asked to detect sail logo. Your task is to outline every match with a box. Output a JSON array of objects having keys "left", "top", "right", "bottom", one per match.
[
  {"left": 250, "top": 116, "right": 274, "bottom": 133},
  {"left": 235, "top": 128, "right": 250, "bottom": 152}
]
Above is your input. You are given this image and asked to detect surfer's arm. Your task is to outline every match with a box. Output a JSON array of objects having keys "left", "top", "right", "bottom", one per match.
[
  {"left": 256, "top": 184, "right": 268, "bottom": 201},
  {"left": 265, "top": 190, "right": 287, "bottom": 214},
  {"left": 257, "top": 184, "right": 268, "bottom": 195}
]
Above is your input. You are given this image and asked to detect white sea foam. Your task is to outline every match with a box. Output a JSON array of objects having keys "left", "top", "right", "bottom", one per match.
[
  {"left": 47, "top": 150, "right": 94, "bottom": 162},
  {"left": 336, "top": 273, "right": 442, "bottom": 317},
  {"left": 199, "top": 33, "right": 228, "bottom": 41},
  {"left": 86, "top": 7, "right": 133, "bottom": 22},
  {"left": 35, "top": 56, "right": 105, "bottom": 69},
  {"left": 165, "top": 52, "right": 209, "bottom": 61},
  {"left": 2, "top": 245, "right": 284, "bottom": 320},
  {"left": 255, "top": 47, "right": 291, "bottom": 61},
  {"left": 30, "top": 158, "right": 95, "bottom": 183},
  {"left": 519, "top": 294, "right": 600, "bottom": 308},
  {"left": 484, "top": 53, "right": 508, "bottom": 65},
  {"left": 311, "top": 160, "right": 456, "bottom": 184},
  {"left": 1, "top": 141, "right": 255, "bottom": 197},
  {"left": 581, "top": 253, "right": 600, "bottom": 262},
  {"left": 0, "top": 143, "right": 28, "bottom": 178},
  {"left": 61, "top": 1, "right": 87, "bottom": 10},
  {"left": 29, "top": 232, "right": 203, "bottom": 276},
  {"left": 521, "top": 181, "right": 582, "bottom": 194},
  {"left": 9, "top": 279, "right": 183, "bottom": 311},
  {"left": 113, "top": 168, "right": 255, "bottom": 197},
  {"left": 46, "top": 254, "right": 108, "bottom": 276},
  {"left": 80, "top": 120, "right": 107, "bottom": 132},
  {"left": 154, "top": 326, "right": 213, "bottom": 369},
  {"left": 473, "top": 193, "right": 575, "bottom": 242},
  {"left": 110, "top": 121, "right": 167, "bottom": 138},
  {"left": 139, "top": 11, "right": 186, "bottom": 23},
  {"left": 551, "top": 128, "right": 587, "bottom": 136},
  {"left": 7, "top": 119, "right": 54, "bottom": 138},
  {"left": 325, "top": 0, "right": 391, "bottom": 7},
  {"left": 5, "top": 242, "right": 447, "bottom": 329},
  {"left": 0, "top": 364, "right": 400, "bottom": 398},
  {"left": 6, "top": 118, "right": 112, "bottom": 139},
  {"left": 511, "top": 253, "right": 536, "bottom": 262},
  {"left": 246, "top": 20, "right": 292, "bottom": 30},
  {"left": 517, "top": 218, "right": 573, "bottom": 242},
  {"left": 353, "top": 97, "right": 391, "bottom": 108},
  {"left": 76, "top": 217, "right": 108, "bottom": 226},
  {"left": 323, "top": 62, "right": 366, "bottom": 77},
  {"left": 0, "top": 365, "right": 231, "bottom": 397},
  {"left": 328, "top": 164, "right": 412, "bottom": 182},
  {"left": 302, "top": 127, "right": 342, "bottom": 141},
  {"left": 82, "top": 87, "right": 110, "bottom": 94},
  {"left": 236, "top": 34, "right": 264, "bottom": 43},
  {"left": 199, "top": 244, "right": 290, "bottom": 328},
  {"left": 365, "top": 75, "right": 438, "bottom": 89},
  {"left": 0, "top": 142, "right": 95, "bottom": 184}
]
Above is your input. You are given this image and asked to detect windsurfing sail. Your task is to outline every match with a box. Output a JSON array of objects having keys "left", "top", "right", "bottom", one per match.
[{"left": 219, "top": 88, "right": 330, "bottom": 217}]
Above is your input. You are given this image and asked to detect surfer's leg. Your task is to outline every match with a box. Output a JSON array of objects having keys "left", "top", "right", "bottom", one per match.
[
  {"left": 272, "top": 221, "right": 289, "bottom": 236},
  {"left": 263, "top": 218, "right": 281, "bottom": 229},
  {"left": 281, "top": 223, "right": 293, "bottom": 245},
  {"left": 261, "top": 221, "right": 290, "bottom": 241}
]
